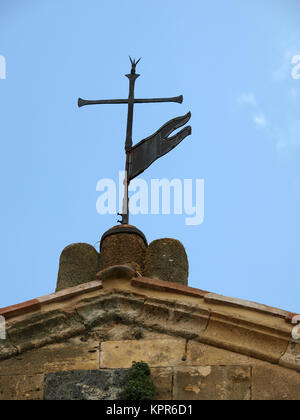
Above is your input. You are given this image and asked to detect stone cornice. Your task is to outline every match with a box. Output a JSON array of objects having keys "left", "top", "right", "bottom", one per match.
[{"left": 0, "top": 271, "right": 299, "bottom": 371}]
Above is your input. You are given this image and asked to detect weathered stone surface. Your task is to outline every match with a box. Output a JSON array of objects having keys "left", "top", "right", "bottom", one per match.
[
  {"left": 151, "top": 368, "right": 173, "bottom": 400},
  {"left": 44, "top": 369, "right": 130, "bottom": 400},
  {"left": 96, "top": 265, "right": 137, "bottom": 281},
  {"left": 56, "top": 243, "right": 99, "bottom": 291},
  {"left": 143, "top": 239, "right": 188, "bottom": 285},
  {"left": 186, "top": 341, "right": 256, "bottom": 366},
  {"left": 142, "top": 299, "right": 172, "bottom": 331},
  {"left": 99, "top": 225, "right": 147, "bottom": 272},
  {"left": 171, "top": 303, "right": 209, "bottom": 338},
  {"left": 204, "top": 293, "right": 288, "bottom": 319},
  {"left": 77, "top": 293, "right": 209, "bottom": 340},
  {"left": 38, "top": 281, "right": 102, "bottom": 305},
  {"left": 142, "top": 299, "right": 209, "bottom": 339},
  {"left": 0, "top": 336, "right": 18, "bottom": 361},
  {"left": 200, "top": 312, "right": 289, "bottom": 363},
  {"left": 90, "top": 322, "right": 176, "bottom": 342},
  {"left": 173, "top": 366, "right": 251, "bottom": 400},
  {"left": 252, "top": 365, "right": 300, "bottom": 400},
  {"left": 76, "top": 294, "right": 145, "bottom": 328},
  {"left": 100, "top": 339, "right": 186, "bottom": 368},
  {"left": 7, "top": 310, "right": 85, "bottom": 353},
  {"left": 0, "top": 374, "right": 44, "bottom": 400},
  {"left": 0, "top": 336, "right": 99, "bottom": 375},
  {"left": 279, "top": 340, "right": 300, "bottom": 372}
]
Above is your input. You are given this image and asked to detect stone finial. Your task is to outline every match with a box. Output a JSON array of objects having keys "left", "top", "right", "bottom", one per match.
[
  {"left": 56, "top": 228, "right": 188, "bottom": 291},
  {"left": 143, "top": 238, "right": 189, "bottom": 285},
  {"left": 56, "top": 243, "right": 99, "bottom": 291},
  {"left": 98, "top": 225, "right": 147, "bottom": 273}
]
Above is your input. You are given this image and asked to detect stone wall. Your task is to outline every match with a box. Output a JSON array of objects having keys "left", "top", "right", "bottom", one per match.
[
  {"left": 1, "top": 333, "right": 299, "bottom": 400},
  {"left": 0, "top": 272, "right": 299, "bottom": 400}
]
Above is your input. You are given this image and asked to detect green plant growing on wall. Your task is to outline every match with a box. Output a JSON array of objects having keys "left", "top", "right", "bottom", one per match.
[{"left": 123, "top": 361, "right": 155, "bottom": 400}]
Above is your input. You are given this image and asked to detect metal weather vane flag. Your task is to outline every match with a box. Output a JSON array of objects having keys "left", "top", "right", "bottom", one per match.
[{"left": 78, "top": 57, "right": 192, "bottom": 224}]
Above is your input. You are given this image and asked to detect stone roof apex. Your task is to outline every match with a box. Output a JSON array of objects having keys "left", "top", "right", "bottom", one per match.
[{"left": 0, "top": 265, "right": 299, "bottom": 372}]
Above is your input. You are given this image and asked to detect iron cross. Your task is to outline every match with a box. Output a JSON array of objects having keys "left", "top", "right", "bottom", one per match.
[{"left": 78, "top": 57, "right": 191, "bottom": 225}]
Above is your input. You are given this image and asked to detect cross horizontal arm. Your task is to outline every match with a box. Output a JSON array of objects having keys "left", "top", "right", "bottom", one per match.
[
  {"left": 78, "top": 98, "right": 128, "bottom": 107},
  {"left": 78, "top": 95, "right": 183, "bottom": 108},
  {"left": 134, "top": 95, "right": 183, "bottom": 104}
]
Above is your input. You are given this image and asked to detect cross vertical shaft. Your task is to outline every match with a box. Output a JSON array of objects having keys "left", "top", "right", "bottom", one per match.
[
  {"left": 122, "top": 60, "right": 140, "bottom": 224},
  {"left": 125, "top": 72, "right": 139, "bottom": 151},
  {"left": 78, "top": 57, "right": 187, "bottom": 226}
]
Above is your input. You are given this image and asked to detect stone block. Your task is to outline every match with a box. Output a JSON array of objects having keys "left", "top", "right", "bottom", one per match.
[
  {"left": 173, "top": 366, "right": 251, "bottom": 400},
  {"left": 151, "top": 367, "right": 173, "bottom": 400},
  {"left": 252, "top": 364, "right": 300, "bottom": 400},
  {"left": 44, "top": 369, "right": 130, "bottom": 400},
  {"left": 0, "top": 336, "right": 99, "bottom": 375},
  {"left": 0, "top": 374, "right": 44, "bottom": 400},
  {"left": 143, "top": 239, "right": 188, "bottom": 285},
  {"left": 186, "top": 341, "right": 255, "bottom": 366},
  {"left": 100, "top": 339, "right": 186, "bottom": 368},
  {"left": 56, "top": 243, "right": 99, "bottom": 291}
]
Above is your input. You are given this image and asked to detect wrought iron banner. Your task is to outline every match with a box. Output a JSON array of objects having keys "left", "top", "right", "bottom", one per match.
[{"left": 127, "top": 112, "right": 191, "bottom": 181}]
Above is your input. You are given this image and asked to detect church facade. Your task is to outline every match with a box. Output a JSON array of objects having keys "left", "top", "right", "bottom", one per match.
[{"left": 0, "top": 225, "right": 299, "bottom": 400}]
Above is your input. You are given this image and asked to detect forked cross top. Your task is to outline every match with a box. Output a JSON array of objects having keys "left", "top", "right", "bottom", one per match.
[{"left": 78, "top": 57, "right": 183, "bottom": 151}]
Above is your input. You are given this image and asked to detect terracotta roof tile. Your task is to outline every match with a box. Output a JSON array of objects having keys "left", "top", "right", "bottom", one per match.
[
  {"left": 0, "top": 281, "right": 102, "bottom": 319},
  {"left": 0, "top": 299, "right": 41, "bottom": 319},
  {"left": 204, "top": 293, "right": 289, "bottom": 319},
  {"left": 131, "top": 276, "right": 209, "bottom": 298}
]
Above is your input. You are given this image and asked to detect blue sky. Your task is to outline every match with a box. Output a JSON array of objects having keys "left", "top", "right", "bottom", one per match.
[{"left": 1, "top": 0, "right": 300, "bottom": 312}]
